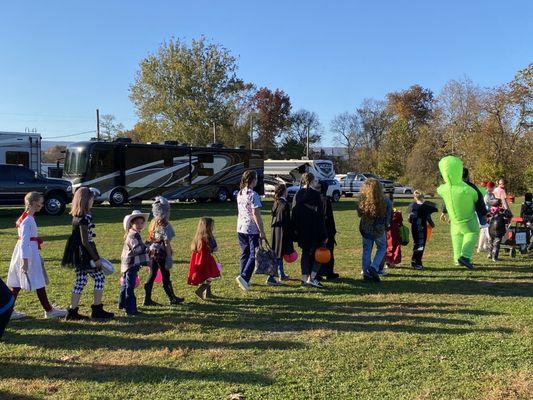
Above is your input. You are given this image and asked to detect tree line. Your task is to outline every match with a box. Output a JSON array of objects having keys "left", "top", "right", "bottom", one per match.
[{"left": 109, "top": 37, "right": 531, "bottom": 193}]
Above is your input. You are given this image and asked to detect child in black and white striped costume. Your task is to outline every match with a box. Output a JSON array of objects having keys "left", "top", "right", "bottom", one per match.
[{"left": 62, "top": 187, "right": 114, "bottom": 320}]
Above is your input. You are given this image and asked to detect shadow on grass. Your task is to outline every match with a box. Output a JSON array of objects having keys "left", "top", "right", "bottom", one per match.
[
  {"left": 0, "top": 359, "right": 273, "bottom": 386},
  {"left": 0, "top": 391, "right": 41, "bottom": 400}
]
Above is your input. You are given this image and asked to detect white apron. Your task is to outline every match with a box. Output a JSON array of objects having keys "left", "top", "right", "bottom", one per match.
[{"left": 7, "top": 215, "right": 47, "bottom": 291}]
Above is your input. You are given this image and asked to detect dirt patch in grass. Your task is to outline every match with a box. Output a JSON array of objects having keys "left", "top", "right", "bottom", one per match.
[{"left": 485, "top": 370, "right": 533, "bottom": 400}]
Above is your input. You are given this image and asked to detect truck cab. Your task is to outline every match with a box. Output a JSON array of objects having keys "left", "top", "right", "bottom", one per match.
[{"left": 340, "top": 172, "right": 394, "bottom": 197}]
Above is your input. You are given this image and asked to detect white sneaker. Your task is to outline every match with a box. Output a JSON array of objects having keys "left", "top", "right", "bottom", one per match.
[
  {"left": 307, "top": 279, "right": 325, "bottom": 289},
  {"left": 235, "top": 276, "right": 249, "bottom": 291},
  {"left": 44, "top": 307, "right": 68, "bottom": 319},
  {"left": 10, "top": 310, "right": 26, "bottom": 320}
]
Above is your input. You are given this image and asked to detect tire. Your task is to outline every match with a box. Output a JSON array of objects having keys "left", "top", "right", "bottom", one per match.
[
  {"left": 109, "top": 188, "right": 128, "bottom": 207},
  {"left": 43, "top": 193, "right": 66, "bottom": 216},
  {"left": 404, "top": 189, "right": 413, "bottom": 194},
  {"left": 345, "top": 192, "right": 353, "bottom": 198},
  {"left": 332, "top": 191, "right": 341, "bottom": 203},
  {"left": 215, "top": 188, "right": 229, "bottom": 203}
]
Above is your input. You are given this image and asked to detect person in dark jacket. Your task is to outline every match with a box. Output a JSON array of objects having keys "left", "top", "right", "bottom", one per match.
[
  {"left": 0, "top": 277, "right": 14, "bottom": 339},
  {"left": 271, "top": 184, "right": 294, "bottom": 281},
  {"left": 316, "top": 181, "right": 339, "bottom": 281},
  {"left": 292, "top": 172, "right": 328, "bottom": 289},
  {"left": 488, "top": 200, "right": 513, "bottom": 261},
  {"left": 408, "top": 191, "right": 438, "bottom": 270}
]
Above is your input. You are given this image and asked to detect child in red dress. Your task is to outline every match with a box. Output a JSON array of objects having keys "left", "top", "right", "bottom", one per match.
[{"left": 188, "top": 218, "right": 221, "bottom": 300}]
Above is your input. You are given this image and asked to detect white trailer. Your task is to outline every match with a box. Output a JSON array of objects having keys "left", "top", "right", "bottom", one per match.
[{"left": 0, "top": 132, "right": 41, "bottom": 172}]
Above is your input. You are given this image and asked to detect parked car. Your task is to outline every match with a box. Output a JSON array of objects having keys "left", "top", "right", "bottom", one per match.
[
  {"left": 0, "top": 164, "right": 72, "bottom": 215},
  {"left": 394, "top": 183, "right": 414, "bottom": 195},
  {"left": 286, "top": 179, "right": 342, "bottom": 203},
  {"left": 340, "top": 173, "right": 394, "bottom": 197}
]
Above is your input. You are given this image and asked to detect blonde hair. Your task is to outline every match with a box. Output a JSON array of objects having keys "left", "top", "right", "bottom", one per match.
[
  {"left": 148, "top": 216, "right": 168, "bottom": 241},
  {"left": 24, "top": 192, "right": 43, "bottom": 210},
  {"left": 359, "top": 179, "right": 386, "bottom": 219},
  {"left": 414, "top": 190, "right": 425, "bottom": 202},
  {"left": 191, "top": 217, "right": 215, "bottom": 253},
  {"left": 70, "top": 187, "right": 94, "bottom": 217}
]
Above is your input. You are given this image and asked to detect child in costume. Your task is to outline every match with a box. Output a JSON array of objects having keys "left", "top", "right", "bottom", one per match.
[
  {"left": 7, "top": 192, "right": 67, "bottom": 319},
  {"left": 270, "top": 184, "right": 293, "bottom": 281},
  {"left": 437, "top": 156, "right": 479, "bottom": 269},
  {"left": 488, "top": 200, "right": 513, "bottom": 261},
  {"left": 317, "top": 180, "right": 339, "bottom": 280},
  {"left": 408, "top": 191, "right": 437, "bottom": 270},
  {"left": 188, "top": 217, "right": 221, "bottom": 300},
  {"left": 62, "top": 187, "right": 114, "bottom": 320},
  {"left": 144, "top": 197, "right": 183, "bottom": 306},
  {"left": 384, "top": 208, "right": 403, "bottom": 269},
  {"left": 119, "top": 210, "right": 150, "bottom": 316}
]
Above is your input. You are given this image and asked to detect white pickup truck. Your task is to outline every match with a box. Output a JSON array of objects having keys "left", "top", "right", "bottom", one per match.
[{"left": 339, "top": 172, "right": 395, "bottom": 197}]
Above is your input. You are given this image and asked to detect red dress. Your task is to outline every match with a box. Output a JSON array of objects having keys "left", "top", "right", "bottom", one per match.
[
  {"left": 187, "top": 240, "right": 221, "bottom": 285},
  {"left": 386, "top": 210, "right": 402, "bottom": 265}
]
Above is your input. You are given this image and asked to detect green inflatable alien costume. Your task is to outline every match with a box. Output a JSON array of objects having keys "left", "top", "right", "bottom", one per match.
[{"left": 437, "top": 156, "right": 479, "bottom": 269}]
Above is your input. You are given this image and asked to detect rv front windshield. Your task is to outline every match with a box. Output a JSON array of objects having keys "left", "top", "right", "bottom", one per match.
[{"left": 64, "top": 148, "right": 87, "bottom": 176}]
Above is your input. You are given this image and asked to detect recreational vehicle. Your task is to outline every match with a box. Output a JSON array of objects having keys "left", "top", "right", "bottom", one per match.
[
  {"left": 0, "top": 132, "right": 41, "bottom": 171},
  {"left": 63, "top": 139, "right": 264, "bottom": 205}
]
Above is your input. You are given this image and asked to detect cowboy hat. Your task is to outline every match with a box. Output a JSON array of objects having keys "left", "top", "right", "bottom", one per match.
[{"left": 123, "top": 210, "right": 150, "bottom": 231}]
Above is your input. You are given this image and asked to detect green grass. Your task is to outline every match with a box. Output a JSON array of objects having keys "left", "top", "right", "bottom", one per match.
[{"left": 0, "top": 198, "right": 532, "bottom": 400}]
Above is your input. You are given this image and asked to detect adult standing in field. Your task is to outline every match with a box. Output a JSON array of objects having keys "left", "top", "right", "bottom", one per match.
[
  {"left": 235, "top": 170, "right": 267, "bottom": 291},
  {"left": 493, "top": 179, "right": 510, "bottom": 211},
  {"left": 291, "top": 172, "right": 328, "bottom": 288},
  {"left": 437, "top": 156, "right": 479, "bottom": 269}
]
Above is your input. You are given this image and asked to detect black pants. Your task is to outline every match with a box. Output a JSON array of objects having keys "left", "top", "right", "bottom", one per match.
[
  {"left": 490, "top": 235, "right": 503, "bottom": 259},
  {"left": 411, "top": 241, "right": 426, "bottom": 266},
  {"left": 318, "top": 239, "right": 335, "bottom": 277},
  {"left": 146, "top": 259, "right": 171, "bottom": 286},
  {"left": 0, "top": 278, "right": 14, "bottom": 339},
  {"left": 301, "top": 248, "right": 321, "bottom": 276}
]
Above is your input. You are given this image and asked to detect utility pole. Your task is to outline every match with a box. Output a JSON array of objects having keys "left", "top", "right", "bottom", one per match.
[
  {"left": 212, "top": 122, "right": 216, "bottom": 143},
  {"left": 249, "top": 114, "right": 254, "bottom": 149},
  {"left": 96, "top": 109, "right": 100, "bottom": 140},
  {"left": 306, "top": 125, "right": 310, "bottom": 159}
]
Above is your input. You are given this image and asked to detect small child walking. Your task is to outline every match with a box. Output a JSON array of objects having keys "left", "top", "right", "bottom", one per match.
[
  {"left": 271, "top": 184, "right": 294, "bottom": 281},
  {"left": 7, "top": 192, "right": 67, "bottom": 319},
  {"left": 62, "top": 187, "right": 114, "bottom": 320},
  {"left": 188, "top": 217, "right": 221, "bottom": 300},
  {"left": 119, "top": 210, "right": 150, "bottom": 316},
  {"left": 408, "top": 191, "right": 437, "bottom": 270},
  {"left": 144, "top": 197, "right": 183, "bottom": 306},
  {"left": 488, "top": 200, "right": 512, "bottom": 261},
  {"left": 385, "top": 208, "right": 403, "bottom": 269}
]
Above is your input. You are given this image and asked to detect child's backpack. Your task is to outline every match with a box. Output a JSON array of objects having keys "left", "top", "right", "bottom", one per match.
[{"left": 399, "top": 225, "right": 410, "bottom": 246}]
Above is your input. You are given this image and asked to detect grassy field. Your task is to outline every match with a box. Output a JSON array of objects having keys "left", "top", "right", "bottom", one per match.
[{"left": 0, "top": 198, "right": 531, "bottom": 400}]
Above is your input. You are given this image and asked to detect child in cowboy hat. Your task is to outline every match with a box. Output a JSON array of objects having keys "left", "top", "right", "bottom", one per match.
[{"left": 119, "top": 210, "right": 150, "bottom": 316}]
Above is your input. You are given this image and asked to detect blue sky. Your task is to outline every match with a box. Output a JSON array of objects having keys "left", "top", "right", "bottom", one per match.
[{"left": 0, "top": 0, "right": 531, "bottom": 145}]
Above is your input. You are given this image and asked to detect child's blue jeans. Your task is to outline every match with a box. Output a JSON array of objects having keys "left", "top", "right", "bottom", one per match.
[
  {"left": 119, "top": 266, "right": 140, "bottom": 315},
  {"left": 362, "top": 234, "right": 387, "bottom": 275}
]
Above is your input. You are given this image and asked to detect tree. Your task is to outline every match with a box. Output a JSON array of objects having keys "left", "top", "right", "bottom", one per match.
[
  {"left": 387, "top": 84, "right": 434, "bottom": 129},
  {"left": 251, "top": 87, "right": 291, "bottom": 158},
  {"left": 99, "top": 114, "right": 124, "bottom": 140},
  {"left": 41, "top": 145, "right": 66, "bottom": 163},
  {"left": 279, "top": 109, "right": 322, "bottom": 159},
  {"left": 331, "top": 111, "right": 359, "bottom": 166},
  {"left": 130, "top": 36, "right": 248, "bottom": 145}
]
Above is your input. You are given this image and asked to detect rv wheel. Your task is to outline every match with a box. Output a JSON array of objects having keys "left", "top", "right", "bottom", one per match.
[
  {"left": 109, "top": 188, "right": 128, "bottom": 207},
  {"left": 215, "top": 188, "right": 229, "bottom": 203}
]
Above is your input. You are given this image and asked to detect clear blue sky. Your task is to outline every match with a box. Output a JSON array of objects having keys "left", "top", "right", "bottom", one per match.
[{"left": 1, "top": 0, "right": 531, "bottom": 145}]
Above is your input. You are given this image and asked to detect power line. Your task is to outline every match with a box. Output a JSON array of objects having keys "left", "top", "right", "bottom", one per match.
[{"left": 44, "top": 130, "right": 97, "bottom": 139}]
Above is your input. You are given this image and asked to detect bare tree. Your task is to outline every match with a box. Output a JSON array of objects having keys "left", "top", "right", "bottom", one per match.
[
  {"left": 331, "top": 111, "right": 359, "bottom": 165},
  {"left": 100, "top": 114, "right": 125, "bottom": 140}
]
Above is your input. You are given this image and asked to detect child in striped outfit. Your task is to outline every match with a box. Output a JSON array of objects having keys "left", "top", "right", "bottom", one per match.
[{"left": 119, "top": 210, "right": 150, "bottom": 317}]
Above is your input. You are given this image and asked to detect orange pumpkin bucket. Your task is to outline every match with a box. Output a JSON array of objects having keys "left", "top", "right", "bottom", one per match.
[
  {"left": 426, "top": 224, "right": 433, "bottom": 241},
  {"left": 314, "top": 247, "right": 331, "bottom": 264}
]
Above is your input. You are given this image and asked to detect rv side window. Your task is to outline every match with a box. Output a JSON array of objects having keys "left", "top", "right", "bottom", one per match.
[
  {"left": 6, "top": 151, "right": 29, "bottom": 167},
  {"left": 92, "top": 149, "right": 115, "bottom": 177},
  {"left": 125, "top": 147, "right": 165, "bottom": 170}
]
